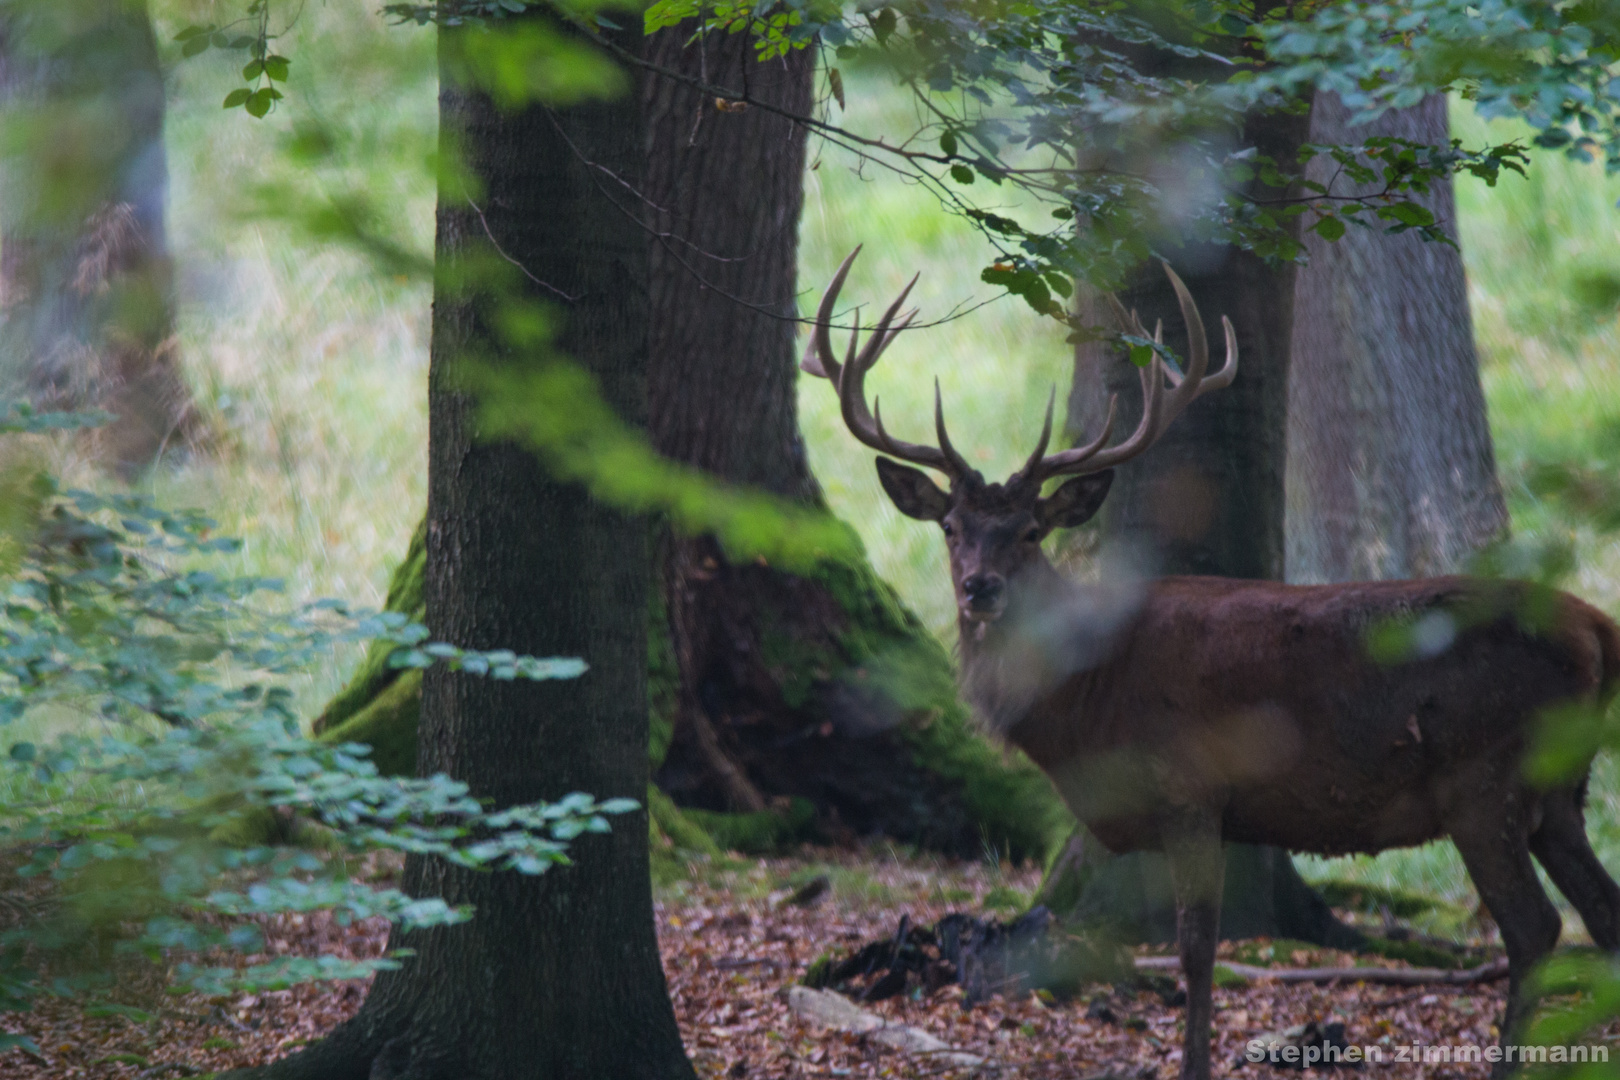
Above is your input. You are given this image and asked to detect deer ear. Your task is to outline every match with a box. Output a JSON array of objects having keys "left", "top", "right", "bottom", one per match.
[
  {"left": 875, "top": 457, "right": 950, "bottom": 521},
  {"left": 1038, "top": 471, "right": 1113, "bottom": 530}
]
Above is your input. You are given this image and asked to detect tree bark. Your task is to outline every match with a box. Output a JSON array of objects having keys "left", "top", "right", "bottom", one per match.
[
  {"left": 642, "top": 23, "right": 819, "bottom": 819},
  {"left": 226, "top": 18, "right": 693, "bottom": 1080},
  {"left": 1074, "top": 105, "right": 1309, "bottom": 581},
  {"left": 0, "top": 0, "right": 193, "bottom": 474},
  {"left": 1287, "top": 93, "right": 1507, "bottom": 582},
  {"left": 1052, "top": 96, "right": 1361, "bottom": 949},
  {"left": 315, "top": 28, "right": 1070, "bottom": 865},
  {"left": 643, "top": 29, "right": 818, "bottom": 504},
  {"left": 639, "top": 26, "right": 1067, "bottom": 859}
]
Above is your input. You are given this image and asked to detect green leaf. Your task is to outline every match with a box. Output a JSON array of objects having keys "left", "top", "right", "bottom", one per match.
[
  {"left": 242, "top": 59, "right": 264, "bottom": 80},
  {"left": 223, "top": 89, "right": 251, "bottom": 109},
  {"left": 1377, "top": 201, "right": 1435, "bottom": 228},
  {"left": 174, "top": 25, "right": 211, "bottom": 42},
  {"left": 180, "top": 36, "right": 211, "bottom": 58},
  {"left": 246, "top": 89, "right": 275, "bottom": 118},
  {"left": 1311, "top": 214, "right": 1346, "bottom": 241},
  {"left": 9, "top": 742, "right": 35, "bottom": 762},
  {"left": 263, "top": 56, "right": 291, "bottom": 81},
  {"left": 1021, "top": 278, "right": 1053, "bottom": 315},
  {"left": 870, "top": 8, "right": 897, "bottom": 44},
  {"left": 940, "top": 130, "right": 958, "bottom": 157},
  {"left": 1128, "top": 344, "right": 1155, "bottom": 368},
  {"left": 0, "top": 1034, "right": 42, "bottom": 1058},
  {"left": 950, "top": 164, "right": 974, "bottom": 184}
]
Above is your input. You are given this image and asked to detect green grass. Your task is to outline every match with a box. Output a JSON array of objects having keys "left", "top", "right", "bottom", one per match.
[
  {"left": 46, "top": 5, "right": 442, "bottom": 716},
  {"left": 28, "top": 15, "right": 1620, "bottom": 916}
]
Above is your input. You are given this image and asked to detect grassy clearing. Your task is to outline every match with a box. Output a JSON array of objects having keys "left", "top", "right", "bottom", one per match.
[{"left": 39, "top": 14, "right": 1620, "bottom": 912}]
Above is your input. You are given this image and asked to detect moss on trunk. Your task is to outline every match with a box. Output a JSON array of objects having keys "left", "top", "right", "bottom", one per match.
[
  {"left": 317, "top": 521, "right": 1071, "bottom": 864},
  {"left": 313, "top": 520, "right": 426, "bottom": 738}
]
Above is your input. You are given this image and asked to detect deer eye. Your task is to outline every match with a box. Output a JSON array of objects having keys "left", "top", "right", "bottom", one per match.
[
  {"left": 1024, "top": 528, "right": 1041, "bottom": 543},
  {"left": 941, "top": 522, "right": 954, "bottom": 537}
]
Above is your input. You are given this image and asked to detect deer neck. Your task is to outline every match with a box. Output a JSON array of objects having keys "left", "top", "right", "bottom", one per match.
[{"left": 956, "top": 556, "right": 1141, "bottom": 740}]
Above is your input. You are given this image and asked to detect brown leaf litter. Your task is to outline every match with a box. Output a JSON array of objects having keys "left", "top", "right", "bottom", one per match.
[{"left": 1, "top": 845, "right": 1613, "bottom": 1078}]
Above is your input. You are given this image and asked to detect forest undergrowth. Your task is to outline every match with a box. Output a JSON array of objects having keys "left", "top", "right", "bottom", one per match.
[
  {"left": 7, "top": 845, "right": 1591, "bottom": 1080},
  {"left": 19, "top": 0, "right": 1620, "bottom": 1015}
]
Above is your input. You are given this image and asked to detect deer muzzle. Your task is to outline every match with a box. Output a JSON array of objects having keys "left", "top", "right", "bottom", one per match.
[{"left": 961, "top": 572, "right": 1006, "bottom": 621}]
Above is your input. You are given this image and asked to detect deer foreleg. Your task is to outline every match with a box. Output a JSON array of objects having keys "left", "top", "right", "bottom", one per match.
[{"left": 1163, "top": 807, "right": 1224, "bottom": 1080}]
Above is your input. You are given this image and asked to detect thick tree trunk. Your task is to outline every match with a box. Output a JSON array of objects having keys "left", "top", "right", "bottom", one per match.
[
  {"left": 1074, "top": 107, "right": 1308, "bottom": 581},
  {"left": 643, "top": 29, "right": 818, "bottom": 505},
  {"left": 643, "top": 24, "right": 820, "bottom": 818},
  {"left": 317, "top": 31, "right": 1072, "bottom": 864},
  {"left": 0, "top": 0, "right": 193, "bottom": 474},
  {"left": 1287, "top": 93, "right": 1507, "bottom": 582},
  {"left": 1052, "top": 98, "right": 1361, "bottom": 949},
  {"left": 639, "top": 26, "right": 1065, "bottom": 859},
  {"left": 226, "top": 20, "right": 693, "bottom": 1080}
]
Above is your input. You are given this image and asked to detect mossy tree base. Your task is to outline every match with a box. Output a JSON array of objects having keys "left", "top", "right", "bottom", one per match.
[
  {"left": 655, "top": 532, "right": 1070, "bottom": 862},
  {"left": 314, "top": 520, "right": 1071, "bottom": 864}
]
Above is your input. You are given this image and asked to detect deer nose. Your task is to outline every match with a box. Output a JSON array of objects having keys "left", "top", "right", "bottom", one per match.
[{"left": 963, "top": 573, "right": 1004, "bottom": 607}]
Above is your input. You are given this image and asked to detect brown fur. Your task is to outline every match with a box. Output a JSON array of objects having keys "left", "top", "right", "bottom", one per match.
[{"left": 881, "top": 465, "right": 1620, "bottom": 1080}]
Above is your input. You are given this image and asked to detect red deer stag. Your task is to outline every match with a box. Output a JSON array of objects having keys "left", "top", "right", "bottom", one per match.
[{"left": 803, "top": 248, "right": 1620, "bottom": 1080}]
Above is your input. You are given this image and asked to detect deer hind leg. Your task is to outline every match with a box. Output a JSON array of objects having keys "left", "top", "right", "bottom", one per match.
[
  {"left": 1446, "top": 797, "right": 1562, "bottom": 1066},
  {"left": 1530, "top": 785, "right": 1620, "bottom": 950},
  {"left": 1162, "top": 807, "right": 1224, "bottom": 1080}
]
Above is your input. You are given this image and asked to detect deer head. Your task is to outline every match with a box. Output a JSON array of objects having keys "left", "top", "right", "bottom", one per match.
[{"left": 801, "top": 248, "right": 1237, "bottom": 627}]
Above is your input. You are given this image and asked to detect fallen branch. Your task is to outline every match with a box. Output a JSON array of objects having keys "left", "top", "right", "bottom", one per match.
[
  {"left": 1135, "top": 955, "right": 1509, "bottom": 986},
  {"left": 784, "top": 986, "right": 993, "bottom": 1070}
]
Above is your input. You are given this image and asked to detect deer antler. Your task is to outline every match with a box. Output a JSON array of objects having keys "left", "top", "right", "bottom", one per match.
[
  {"left": 801, "top": 247, "right": 977, "bottom": 480},
  {"left": 1014, "top": 261, "right": 1237, "bottom": 486}
]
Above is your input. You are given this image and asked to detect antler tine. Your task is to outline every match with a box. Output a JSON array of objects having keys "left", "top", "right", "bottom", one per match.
[
  {"left": 858, "top": 274, "right": 920, "bottom": 371},
  {"left": 1016, "top": 389, "right": 1121, "bottom": 485},
  {"left": 1153, "top": 261, "right": 1237, "bottom": 434},
  {"left": 1023, "top": 262, "right": 1236, "bottom": 483},
  {"left": 802, "top": 247, "right": 966, "bottom": 478},
  {"left": 876, "top": 308, "right": 921, "bottom": 355},
  {"left": 1016, "top": 387, "right": 1057, "bottom": 481},
  {"left": 934, "top": 379, "right": 974, "bottom": 476},
  {"left": 1209, "top": 315, "right": 1238, "bottom": 389},
  {"left": 1075, "top": 353, "right": 1168, "bottom": 469},
  {"left": 801, "top": 246, "right": 862, "bottom": 381},
  {"left": 1157, "top": 317, "right": 1185, "bottom": 388}
]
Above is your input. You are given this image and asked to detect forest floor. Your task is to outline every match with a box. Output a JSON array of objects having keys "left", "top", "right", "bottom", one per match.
[{"left": 1, "top": 845, "right": 1612, "bottom": 1080}]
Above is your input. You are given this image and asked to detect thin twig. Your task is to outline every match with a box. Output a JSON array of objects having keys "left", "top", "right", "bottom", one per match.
[{"left": 463, "top": 191, "right": 580, "bottom": 302}]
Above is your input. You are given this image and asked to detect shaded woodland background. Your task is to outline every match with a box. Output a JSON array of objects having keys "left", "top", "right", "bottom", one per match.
[{"left": 7, "top": 2, "right": 1620, "bottom": 917}]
